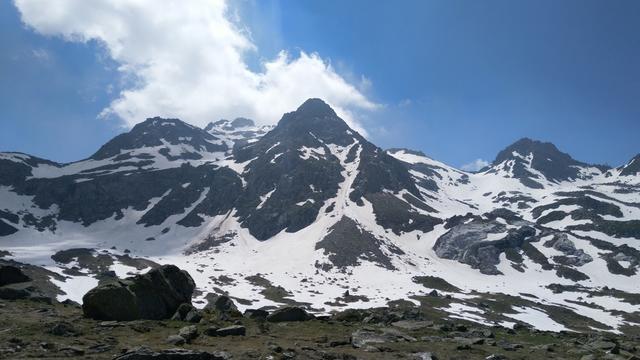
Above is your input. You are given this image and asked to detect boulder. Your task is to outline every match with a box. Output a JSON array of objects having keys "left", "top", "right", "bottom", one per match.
[
  {"left": 178, "top": 325, "right": 199, "bottom": 342},
  {"left": 172, "top": 303, "right": 202, "bottom": 323},
  {"left": 204, "top": 294, "right": 238, "bottom": 313},
  {"left": 49, "top": 322, "right": 80, "bottom": 337},
  {"left": 213, "top": 325, "right": 246, "bottom": 337},
  {"left": 0, "top": 283, "right": 52, "bottom": 303},
  {"left": 0, "top": 265, "right": 31, "bottom": 286},
  {"left": 266, "top": 306, "right": 313, "bottom": 322},
  {"left": 82, "top": 265, "right": 195, "bottom": 321},
  {"left": 332, "top": 308, "right": 363, "bottom": 322},
  {"left": 243, "top": 308, "right": 269, "bottom": 320},
  {"left": 166, "top": 335, "right": 186, "bottom": 345},
  {"left": 114, "top": 346, "right": 231, "bottom": 360}
]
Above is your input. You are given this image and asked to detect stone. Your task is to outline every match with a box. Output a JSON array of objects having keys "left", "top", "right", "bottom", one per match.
[
  {"left": 455, "top": 337, "right": 484, "bottom": 346},
  {"left": 266, "top": 306, "right": 313, "bottom": 322},
  {"left": 0, "top": 265, "right": 30, "bottom": 286},
  {"left": 60, "top": 346, "right": 85, "bottom": 356},
  {"left": 332, "top": 308, "right": 363, "bottom": 322},
  {"left": 172, "top": 303, "right": 196, "bottom": 321},
  {"left": 392, "top": 320, "right": 433, "bottom": 330},
  {"left": 0, "top": 286, "right": 30, "bottom": 300},
  {"left": 213, "top": 325, "right": 246, "bottom": 337},
  {"left": 413, "top": 352, "right": 438, "bottom": 360},
  {"left": 203, "top": 326, "right": 219, "bottom": 336},
  {"left": 243, "top": 308, "right": 269, "bottom": 320},
  {"left": 486, "top": 355, "right": 508, "bottom": 360},
  {"left": 363, "top": 345, "right": 381, "bottom": 352},
  {"left": 328, "top": 339, "right": 350, "bottom": 347},
  {"left": 172, "top": 303, "right": 202, "bottom": 323},
  {"left": 166, "top": 335, "right": 186, "bottom": 345},
  {"left": 178, "top": 325, "right": 199, "bottom": 342},
  {"left": 350, "top": 328, "right": 413, "bottom": 348},
  {"left": 587, "top": 340, "right": 618, "bottom": 351},
  {"left": 204, "top": 294, "right": 238, "bottom": 313},
  {"left": 114, "top": 346, "right": 231, "bottom": 360},
  {"left": 61, "top": 299, "right": 81, "bottom": 307},
  {"left": 184, "top": 309, "right": 203, "bottom": 323},
  {"left": 49, "top": 322, "right": 80, "bottom": 337},
  {"left": 82, "top": 264, "right": 195, "bottom": 321}
]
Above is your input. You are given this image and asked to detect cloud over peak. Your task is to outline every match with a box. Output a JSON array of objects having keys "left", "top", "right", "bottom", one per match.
[{"left": 14, "top": 0, "right": 377, "bottom": 132}]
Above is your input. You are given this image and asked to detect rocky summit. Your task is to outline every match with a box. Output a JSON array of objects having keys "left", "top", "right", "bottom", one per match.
[{"left": 0, "top": 98, "right": 639, "bottom": 358}]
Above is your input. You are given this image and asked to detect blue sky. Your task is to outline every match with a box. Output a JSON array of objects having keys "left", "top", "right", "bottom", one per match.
[{"left": 2, "top": 0, "right": 639, "bottom": 168}]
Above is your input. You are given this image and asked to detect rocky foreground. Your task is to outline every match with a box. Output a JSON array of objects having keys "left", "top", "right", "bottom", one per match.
[{"left": 1, "top": 264, "right": 639, "bottom": 359}]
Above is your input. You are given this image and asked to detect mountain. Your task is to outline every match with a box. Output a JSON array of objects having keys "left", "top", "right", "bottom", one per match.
[
  {"left": 486, "top": 138, "right": 609, "bottom": 188},
  {"left": 619, "top": 154, "right": 640, "bottom": 176},
  {"left": 1, "top": 99, "right": 639, "bottom": 334}
]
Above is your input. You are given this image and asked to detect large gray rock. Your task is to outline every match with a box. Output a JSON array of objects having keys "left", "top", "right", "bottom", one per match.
[
  {"left": 204, "top": 294, "right": 238, "bottom": 313},
  {"left": 266, "top": 306, "right": 313, "bottom": 322},
  {"left": 82, "top": 265, "right": 195, "bottom": 321},
  {"left": 0, "top": 265, "right": 31, "bottom": 286}
]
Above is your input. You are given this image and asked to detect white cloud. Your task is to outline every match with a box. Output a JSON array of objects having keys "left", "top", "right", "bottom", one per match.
[
  {"left": 398, "top": 98, "right": 412, "bottom": 107},
  {"left": 461, "top": 158, "right": 490, "bottom": 172},
  {"left": 13, "top": 0, "right": 377, "bottom": 132},
  {"left": 31, "top": 48, "right": 51, "bottom": 62}
]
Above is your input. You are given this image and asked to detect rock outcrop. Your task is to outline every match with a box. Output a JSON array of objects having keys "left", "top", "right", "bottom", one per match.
[
  {"left": 266, "top": 306, "right": 313, "bottom": 322},
  {"left": 82, "top": 265, "right": 195, "bottom": 321},
  {"left": 0, "top": 265, "right": 31, "bottom": 286}
]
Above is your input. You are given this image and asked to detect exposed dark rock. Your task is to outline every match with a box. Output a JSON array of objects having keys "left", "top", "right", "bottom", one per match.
[
  {"left": 0, "top": 283, "right": 52, "bottom": 303},
  {"left": 266, "top": 306, "right": 313, "bottom": 322},
  {"left": 178, "top": 325, "right": 199, "bottom": 342},
  {"left": 165, "top": 335, "right": 185, "bottom": 346},
  {"left": 316, "top": 216, "right": 399, "bottom": 270},
  {"left": 619, "top": 154, "right": 640, "bottom": 176},
  {"left": 491, "top": 138, "right": 608, "bottom": 185},
  {"left": 351, "top": 328, "right": 415, "bottom": 348},
  {"left": 244, "top": 308, "right": 269, "bottom": 320},
  {"left": 171, "top": 303, "right": 202, "bottom": 323},
  {"left": 434, "top": 218, "right": 537, "bottom": 274},
  {"left": 204, "top": 294, "right": 238, "bottom": 313},
  {"left": 366, "top": 192, "right": 442, "bottom": 235},
  {"left": 50, "top": 322, "right": 80, "bottom": 337},
  {"left": 212, "top": 325, "right": 246, "bottom": 337},
  {"left": 82, "top": 265, "right": 195, "bottom": 321},
  {"left": 114, "top": 346, "right": 231, "bottom": 360},
  {"left": 332, "top": 308, "right": 364, "bottom": 322},
  {"left": 0, "top": 265, "right": 31, "bottom": 286}
]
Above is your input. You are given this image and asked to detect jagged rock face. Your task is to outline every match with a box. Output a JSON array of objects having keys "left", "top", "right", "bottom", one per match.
[
  {"left": 232, "top": 98, "right": 427, "bottom": 240},
  {"left": 232, "top": 99, "right": 349, "bottom": 240},
  {"left": 488, "top": 138, "right": 608, "bottom": 187},
  {"left": 315, "top": 216, "right": 403, "bottom": 270},
  {"left": 366, "top": 192, "right": 441, "bottom": 235},
  {"left": 434, "top": 212, "right": 541, "bottom": 275},
  {"left": 620, "top": 154, "right": 640, "bottom": 176},
  {"left": 8, "top": 163, "right": 241, "bottom": 228},
  {"left": 82, "top": 264, "right": 195, "bottom": 321},
  {"left": 92, "top": 117, "right": 227, "bottom": 160},
  {"left": 0, "top": 265, "right": 31, "bottom": 286}
]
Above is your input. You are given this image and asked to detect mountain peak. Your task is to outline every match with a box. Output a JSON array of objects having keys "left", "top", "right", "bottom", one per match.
[
  {"left": 620, "top": 153, "right": 640, "bottom": 176},
  {"left": 493, "top": 138, "right": 569, "bottom": 165},
  {"left": 91, "top": 116, "right": 223, "bottom": 160},
  {"left": 295, "top": 98, "right": 337, "bottom": 118},
  {"left": 490, "top": 138, "right": 604, "bottom": 186}
]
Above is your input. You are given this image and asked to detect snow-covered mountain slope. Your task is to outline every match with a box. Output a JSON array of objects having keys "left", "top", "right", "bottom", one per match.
[{"left": 1, "top": 99, "right": 639, "bottom": 334}]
